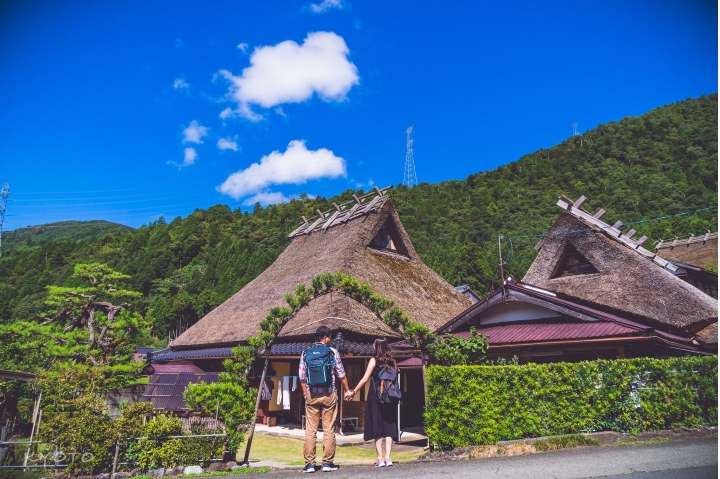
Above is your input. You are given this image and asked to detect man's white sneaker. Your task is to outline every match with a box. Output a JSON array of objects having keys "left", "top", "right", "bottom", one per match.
[
  {"left": 303, "top": 463, "right": 316, "bottom": 473},
  {"left": 322, "top": 463, "right": 339, "bottom": 472}
]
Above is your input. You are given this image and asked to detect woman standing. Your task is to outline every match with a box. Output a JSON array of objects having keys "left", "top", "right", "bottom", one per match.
[{"left": 344, "top": 338, "right": 398, "bottom": 467}]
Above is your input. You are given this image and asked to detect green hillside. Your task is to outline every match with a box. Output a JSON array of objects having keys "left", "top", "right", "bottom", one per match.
[
  {"left": 2, "top": 220, "right": 133, "bottom": 252},
  {"left": 0, "top": 94, "right": 716, "bottom": 340}
]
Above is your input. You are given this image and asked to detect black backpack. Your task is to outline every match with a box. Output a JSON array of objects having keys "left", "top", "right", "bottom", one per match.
[
  {"left": 304, "top": 344, "right": 336, "bottom": 387},
  {"left": 374, "top": 365, "right": 402, "bottom": 404}
]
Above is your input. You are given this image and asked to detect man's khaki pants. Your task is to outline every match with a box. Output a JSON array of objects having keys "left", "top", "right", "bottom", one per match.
[{"left": 304, "top": 391, "right": 338, "bottom": 465}]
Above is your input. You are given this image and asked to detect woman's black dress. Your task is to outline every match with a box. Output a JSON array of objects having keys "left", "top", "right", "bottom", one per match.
[{"left": 363, "top": 367, "right": 398, "bottom": 440}]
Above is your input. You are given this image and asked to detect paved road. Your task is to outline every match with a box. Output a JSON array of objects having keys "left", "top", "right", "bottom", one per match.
[{"left": 241, "top": 437, "right": 717, "bottom": 478}]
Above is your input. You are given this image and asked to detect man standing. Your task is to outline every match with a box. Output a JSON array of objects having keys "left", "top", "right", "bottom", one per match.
[{"left": 299, "top": 326, "right": 349, "bottom": 473}]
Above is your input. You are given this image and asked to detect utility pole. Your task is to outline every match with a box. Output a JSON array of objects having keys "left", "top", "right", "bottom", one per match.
[
  {"left": 571, "top": 122, "right": 579, "bottom": 136},
  {"left": 0, "top": 180, "right": 9, "bottom": 257},
  {"left": 403, "top": 126, "right": 418, "bottom": 187}
]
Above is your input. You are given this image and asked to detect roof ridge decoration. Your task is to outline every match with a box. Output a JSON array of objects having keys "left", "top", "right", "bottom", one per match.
[
  {"left": 288, "top": 186, "right": 392, "bottom": 238},
  {"left": 555, "top": 194, "right": 677, "bottom": 273},
  {"left": 656, "top": 231, "right": 718, "bottom": 250}
]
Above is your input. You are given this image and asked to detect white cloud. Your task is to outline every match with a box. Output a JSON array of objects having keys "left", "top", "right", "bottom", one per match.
[
  {"left": 166, "top": 147, "right": 198, "bottom": 169},
  {"left": 217, "top": 137, "right": 239, "bottom": 152},
  {"left": 219, "top": 103, "right": 264, "bottom": 122},
  {"left": 182, "top": 148, "right": 197, "bottom": 167},
  {"left": 219, "top": 32, "right": 359, "bottom": 120},
  {"left": 274, "top": 107, "right": 287, "bottom": 117},
  {"left": 308, "top": 0, "right": 343, "bottom": 13},
  {"left": 237, "top": 42, "right": 249, "bottom": 53},
  {"left": 354, "top": 177, "right": 374, "bottom": 189},
  {"left": 173, "top": 78, "right": 190, "bottom": 90},
  {"left": 242, "top": 190, "right": 292, "bottom": 206},
  {"left": 182, "top": 120, "right": 209, "bottom": 144},
  {"left": 219, "top": 139, "right": 346, "bottom": 199}
]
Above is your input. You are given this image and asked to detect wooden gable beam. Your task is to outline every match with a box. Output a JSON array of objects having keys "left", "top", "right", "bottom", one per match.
[
  {"left": 557, "top": 195, "right": 677, "bottom": 272},
  {"left": 341, "top": 203, "right": 361, "bottom": 223},
  {"left": 360, "top": 195, "right": 382, "bottom": 214},
  {"left": 303, "top": 215, "right": 325, "bottom": 234},
  {"left": 322, "top": 210, "right": 341, "bottom": 230}
]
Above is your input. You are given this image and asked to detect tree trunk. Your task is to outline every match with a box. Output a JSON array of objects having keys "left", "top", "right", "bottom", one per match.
[
  {"left": 421, "top": 352, "right": 429, "bottom": 449},
  {"left": 241, "top": 350, "right": 271, "bottom": 465}
]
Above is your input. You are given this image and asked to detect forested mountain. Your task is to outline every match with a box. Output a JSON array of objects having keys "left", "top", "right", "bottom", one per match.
[
  {"left": 0, "top": 94, "right": 716, "bottom": 342},
  {"left": 2, "top": 220, "right": 133, "bottom": 251}
]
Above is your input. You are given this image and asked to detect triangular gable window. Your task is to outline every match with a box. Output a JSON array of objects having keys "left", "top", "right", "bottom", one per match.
[
  {"left": 551, "top": 243, "right": 598, "bottom": 278},
  {"left": 369, "top": 218, "right": 410, "bottom": 257}
]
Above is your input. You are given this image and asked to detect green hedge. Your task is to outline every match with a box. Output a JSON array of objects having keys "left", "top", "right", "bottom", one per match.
[{"left": 425, "top": 357, "right": 718, "bottom": 449}]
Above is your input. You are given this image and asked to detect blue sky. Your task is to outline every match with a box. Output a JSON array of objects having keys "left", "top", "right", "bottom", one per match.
[{"left": 1, "top": 0, "right": 717, "bottom": 230}]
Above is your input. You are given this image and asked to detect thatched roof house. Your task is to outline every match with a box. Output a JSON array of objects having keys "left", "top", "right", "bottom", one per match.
[
  {"left": 171, "top": 186, "right": 471, "bottom": 349},
  {"left": 523, "top": 195, "right": 717, "bottom": 348},
  {"left": 157, "top": 187, "right": 466, "bottom": 428}
]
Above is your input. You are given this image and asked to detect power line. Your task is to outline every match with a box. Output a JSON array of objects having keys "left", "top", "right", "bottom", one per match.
[{"left": 403, "top": 125, "right": 418, "bottom": 187}]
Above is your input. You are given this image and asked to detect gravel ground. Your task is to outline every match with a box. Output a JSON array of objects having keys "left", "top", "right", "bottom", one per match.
[{"left": 237, "top": 436, "right": 717, "bottom": 479}]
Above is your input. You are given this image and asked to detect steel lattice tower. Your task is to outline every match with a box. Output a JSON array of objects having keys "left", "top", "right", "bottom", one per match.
[
  {"left": 0, "top": 180, "right": 9, "bottom": 257},
  {"left": 403, "top": 126, "right": 418, "bottom": 187}
]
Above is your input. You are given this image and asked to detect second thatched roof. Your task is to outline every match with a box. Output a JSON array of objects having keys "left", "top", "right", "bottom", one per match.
[{"left": 523, "top": 197, "right": 717, "bottom": 340}]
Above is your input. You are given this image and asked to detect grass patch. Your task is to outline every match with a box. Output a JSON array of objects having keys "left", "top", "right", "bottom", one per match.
[
  {"left": 0, "top": 471, "right": 46, "bottom": 479},
  {"left": 607, "top": 438, "right": 670, "bottom": 447},
  {"left": 179, "top": 469, "right": 270, "bottom": 476},
  {"left": 245, "top": 434, "right": 424, "bottom": 466},
  {"left": 532, "top": 435, "right": 600, "bottom": 451}
]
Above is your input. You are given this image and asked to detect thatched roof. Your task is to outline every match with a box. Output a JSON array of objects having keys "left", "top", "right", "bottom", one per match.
[
  {"left": 655, "top": 232, "right": 718, "bottom": 270},
  {"left": 172, "top": 189, "right": 471, "bottom": 348},
  {"left": 695, "top": 322, "right": 718, "bottom": 345},
  {"left": 523, "top": 196, "right": 718, "bottom": 339}
]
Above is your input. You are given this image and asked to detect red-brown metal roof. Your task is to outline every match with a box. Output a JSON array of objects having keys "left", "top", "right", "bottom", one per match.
[
  {"left": 454, "top": 321, "right": 639, "bottom": 344},
  {"left": 141, "top": 372, "right": 219, "bottom": 411},
  {"left": 151, "top": 360, "right": 203, "bottom": 373},
  {"left": 391, "top": 321, "right": 640, "bottom": 350}
]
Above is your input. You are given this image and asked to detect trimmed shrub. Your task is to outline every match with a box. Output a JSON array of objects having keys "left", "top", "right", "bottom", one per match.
[
  {"left": 425, "top": 356, "right": 717, "bottom": 449},
  {"left": 126, "top": 415, "right": 223, "bottom": 470}
]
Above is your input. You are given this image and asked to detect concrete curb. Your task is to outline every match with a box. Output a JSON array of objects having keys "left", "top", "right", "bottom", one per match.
[
  {"left": 496, "top": 426, "right": 718, "bottom": 447},
  {"left": 419, "top": 426, "right": 718, "bottom": 462}
]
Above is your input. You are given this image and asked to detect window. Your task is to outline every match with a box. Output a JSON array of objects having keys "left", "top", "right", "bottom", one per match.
[
  {"left": 371, "top": 227, "right": 396, "bottom": 251},
  {"left": 551, "top": 243, "right": 598, "bottom": 278},
  {"left": 368, "top": 218, "right": 410, "bottom": 257},
  {"left": 684, "top": 276, "right": 718, "bottom": 299}
]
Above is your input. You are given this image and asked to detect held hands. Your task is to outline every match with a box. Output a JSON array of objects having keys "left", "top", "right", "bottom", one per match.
[{"left": 344, "top": 389, "right": 356, "bottom": 401}]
